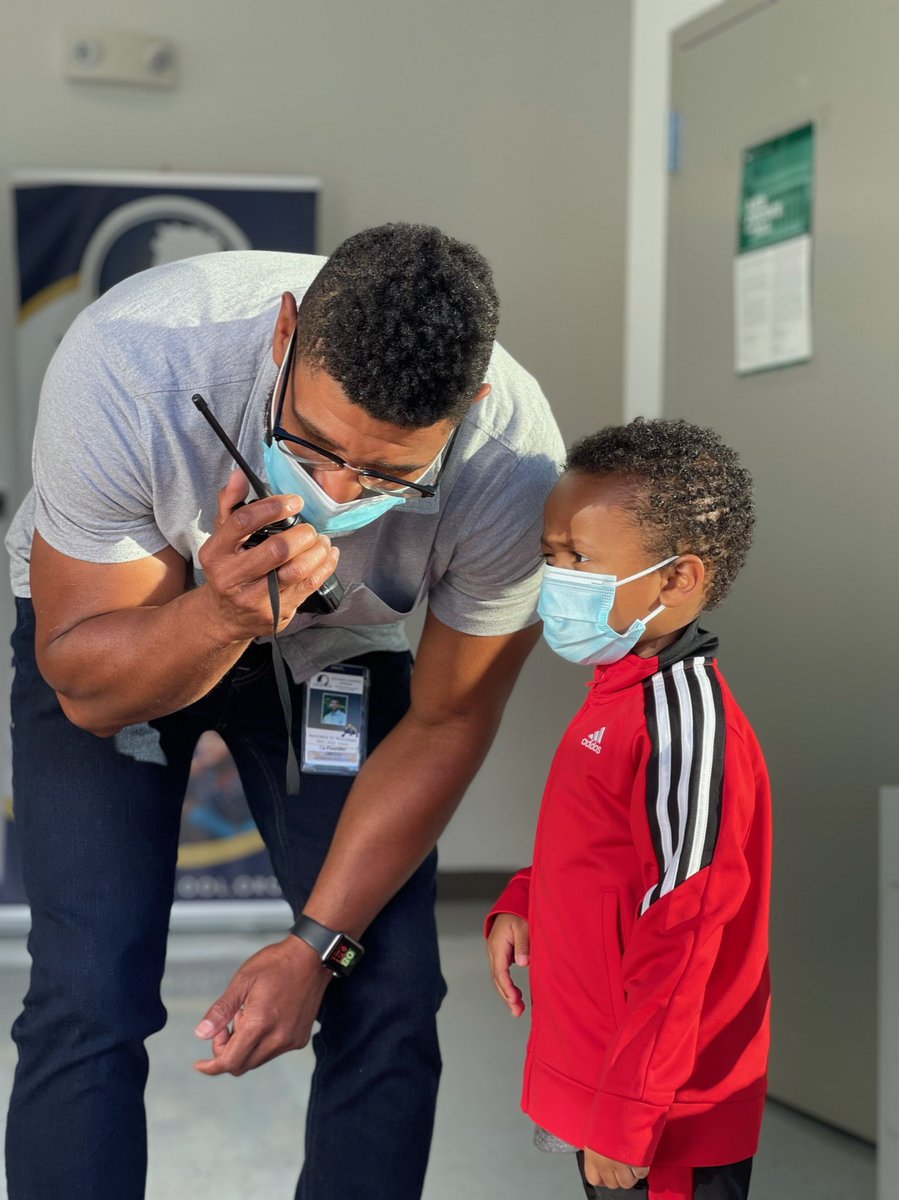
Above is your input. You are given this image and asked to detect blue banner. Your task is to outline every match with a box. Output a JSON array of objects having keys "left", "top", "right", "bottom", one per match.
[{"left": 2, "top": 170, "right": 319, "bottom": 909}]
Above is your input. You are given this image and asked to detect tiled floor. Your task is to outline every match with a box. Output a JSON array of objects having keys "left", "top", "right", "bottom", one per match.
[{"left": 0, "top": 902, "right": 876, "bottom": 1199}]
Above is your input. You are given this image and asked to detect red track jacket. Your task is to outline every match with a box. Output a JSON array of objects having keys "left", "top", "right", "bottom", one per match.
[{"left": 487, "top": 623, "right": 771, "bottom": 1170}]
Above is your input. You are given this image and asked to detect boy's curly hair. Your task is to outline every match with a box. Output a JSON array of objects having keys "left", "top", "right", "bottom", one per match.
[
  {"left": 295, "top": 223, "right": 499, "bottom": 428},
  {"left": 566, "top": 418, "right": 755, "bottom": 608}
]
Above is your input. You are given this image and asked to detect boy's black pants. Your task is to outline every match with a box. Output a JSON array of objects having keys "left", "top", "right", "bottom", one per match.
[{"left": 576, "top": 1151, "right": 753, "bottom": 1200}]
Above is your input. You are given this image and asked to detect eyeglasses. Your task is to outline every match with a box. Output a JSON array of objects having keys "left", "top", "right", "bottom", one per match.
[{"left": 269, "top": 331, "right": 459, "bottom": 498}]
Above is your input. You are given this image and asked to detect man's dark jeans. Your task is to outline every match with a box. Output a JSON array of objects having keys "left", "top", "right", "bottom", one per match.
[{"left": 5, "top": 597, "right": 446, "bottom": 1200}]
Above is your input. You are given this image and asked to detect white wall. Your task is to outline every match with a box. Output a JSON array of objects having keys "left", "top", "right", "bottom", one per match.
[
  {"left": 624, "top": 0, "right": 724, "bottom": 420},
  {"left": 0, "top": 0, "right": 632, "bottom": 869}
]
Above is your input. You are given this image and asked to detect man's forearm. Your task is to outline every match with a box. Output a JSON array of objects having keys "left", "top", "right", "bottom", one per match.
[
  {"left": 30, "top": 485, "right": 340, "bottom": 736},
  {"left": 302, "top": 706, "right": 503, "bottom": 937},
  {"left": 38, "top": 585, "right": 249, "bottom": 735}
]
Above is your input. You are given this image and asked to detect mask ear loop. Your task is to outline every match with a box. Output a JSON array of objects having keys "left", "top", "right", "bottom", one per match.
[
  {"left": 623, "top": 557, "right": 680, "bottom": 633},
  {"left": 616, "top": 554, "right": 680, "bottom": 588}
]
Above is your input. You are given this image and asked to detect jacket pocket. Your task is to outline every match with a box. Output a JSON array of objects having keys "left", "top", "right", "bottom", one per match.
[{"left": 600, "top": 890, "right": 627, "bottom": 1026}]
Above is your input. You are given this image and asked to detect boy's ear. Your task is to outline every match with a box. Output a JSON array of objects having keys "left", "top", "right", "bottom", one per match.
[{"left": 660, "top": 555, "right": 706, "bottom": 609}]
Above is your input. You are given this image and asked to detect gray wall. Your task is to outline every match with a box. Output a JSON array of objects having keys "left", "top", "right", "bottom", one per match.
[
  {"left": 0, "top": 0, "right": 632, "bottom": 868},
  {"left": 665, "top": 0, "right": 899, "bottom": 1140}
]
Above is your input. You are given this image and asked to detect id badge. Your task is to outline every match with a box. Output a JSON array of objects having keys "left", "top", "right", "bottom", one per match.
[{"left": 302, "top": 664, "right": 369, "bottom": 776}]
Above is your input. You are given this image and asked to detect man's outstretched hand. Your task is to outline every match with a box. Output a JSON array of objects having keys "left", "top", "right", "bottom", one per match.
[{"left": 193, "top": 935, "right": 331, "bottom": 1076}]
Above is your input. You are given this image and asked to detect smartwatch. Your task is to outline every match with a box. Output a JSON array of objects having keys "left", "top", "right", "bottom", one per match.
[{"left": 290, "top": 914, "right": 365, "bottom": 978}]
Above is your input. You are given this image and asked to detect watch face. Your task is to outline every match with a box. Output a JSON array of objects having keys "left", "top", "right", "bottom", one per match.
[{"left": 327, "top": 939, "right": 363, "bottom": 976}]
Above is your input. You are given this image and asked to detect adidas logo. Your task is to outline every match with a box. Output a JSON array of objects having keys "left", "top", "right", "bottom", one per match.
[{"left": 581, "top": 728, "right": 606, "bottom": 755}]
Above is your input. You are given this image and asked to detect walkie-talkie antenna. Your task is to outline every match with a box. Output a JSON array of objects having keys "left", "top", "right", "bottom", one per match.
[{"left": 192, "top": 394, "right": 269, "bottom": 499}]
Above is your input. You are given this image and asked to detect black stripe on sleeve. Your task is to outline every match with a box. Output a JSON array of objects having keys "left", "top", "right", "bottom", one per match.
[
  {"left": 642, "top": 676, "right": 666, "bottom": 908},
  {"left": 675, "top": 662, "right": 707, "bottom": 887},
  {"left": 698, "top": 663, "right": 726, "bottom": 871},
  {"left": 640, "top": 659, "right": 727, "bottom": 912},
  {"left": 663, "top": 668, "right": 684, "bottom": 865}
]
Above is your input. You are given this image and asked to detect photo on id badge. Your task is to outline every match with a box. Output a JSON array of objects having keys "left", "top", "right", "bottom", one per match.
[{"left": 302, "top": 665, "right": 370, "bottom": 775}]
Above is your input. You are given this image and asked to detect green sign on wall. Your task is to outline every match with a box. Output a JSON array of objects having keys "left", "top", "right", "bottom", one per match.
[{"left": 739, "top": 123, "right": 814, "bottom": 253}]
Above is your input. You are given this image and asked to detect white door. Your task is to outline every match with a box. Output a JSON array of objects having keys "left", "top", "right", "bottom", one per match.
[{"left": 666, "top": 0, "right": 899, "bottom": 1145}]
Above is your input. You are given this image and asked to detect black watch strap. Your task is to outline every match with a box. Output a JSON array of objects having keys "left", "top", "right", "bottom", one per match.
[{"left": 290, "top": 914, "right": 364, "bottom": 978}]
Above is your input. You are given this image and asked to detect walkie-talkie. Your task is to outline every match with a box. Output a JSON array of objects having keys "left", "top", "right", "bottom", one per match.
[{"left": 192, "top": 394, "right": 344, "bottom": 614}]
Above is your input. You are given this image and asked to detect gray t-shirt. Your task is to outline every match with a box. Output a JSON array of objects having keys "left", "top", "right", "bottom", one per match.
[{"left": 6, "top": 250, "right": 564, "bottom": 683}]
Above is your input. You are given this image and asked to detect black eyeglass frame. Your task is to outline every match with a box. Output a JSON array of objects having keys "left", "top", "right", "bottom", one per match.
[{"left": 268, "top": 331, "right": 460, "bottom": 499}]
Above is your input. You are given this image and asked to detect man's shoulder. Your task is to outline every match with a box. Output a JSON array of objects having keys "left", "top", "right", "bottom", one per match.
[
  {"left": 63, "top": 251, "right": 325, "bottom": 400},
  {"left": 86, "top": 250, "right": 326, "bottom": 330},
  {"left": 471, "top": 341, "right": 565, "bottom": 469}
]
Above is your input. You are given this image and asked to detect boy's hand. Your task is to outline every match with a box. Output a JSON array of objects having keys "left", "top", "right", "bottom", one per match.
[
  {"left": 583, "top": 1148, "right": 650, "bottom": 1191},
  {"left": 486, "top": 914, "right": 530, "bottom": 1017}
]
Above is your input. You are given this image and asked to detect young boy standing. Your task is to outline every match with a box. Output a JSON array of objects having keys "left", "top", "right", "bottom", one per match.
[{"left": 486, "top": 419, "right": 771, "bottom": 1200}]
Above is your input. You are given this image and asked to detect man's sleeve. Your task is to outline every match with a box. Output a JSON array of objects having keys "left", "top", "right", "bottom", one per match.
[
  {"left": 30, "top": 310, "right": 168, "bottom": 563},
  {"left": 427, "top": 447, "right": 561, "bottom": 638},
  {"left": 585, "top": 662, "right": 767, "bottom": 1166},
  {"left": 484, "top": 867, "right": 531, "bottom": 937}
]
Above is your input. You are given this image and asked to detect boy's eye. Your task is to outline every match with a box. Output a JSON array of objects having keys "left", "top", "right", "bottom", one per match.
[{"left": 541, "top": 548, "right": 589, "bottom": 566}]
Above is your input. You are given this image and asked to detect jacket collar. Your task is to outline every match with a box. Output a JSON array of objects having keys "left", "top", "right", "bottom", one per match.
[{"left": 588, "top": 618, "right": 719, "bottom": 693}]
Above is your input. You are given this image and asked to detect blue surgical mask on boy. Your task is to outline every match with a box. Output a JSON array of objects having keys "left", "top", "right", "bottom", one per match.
[
  {"left": 261, "top": 439, "right": 406, "bottom": 536},
  {"left": 537, "top": 556, "right": 679, "bottom": 666}
]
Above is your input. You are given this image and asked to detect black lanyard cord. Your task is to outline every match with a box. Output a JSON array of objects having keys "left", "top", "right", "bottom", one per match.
[{"left": 266, "top": 569, "right": 301, "bottom": 795}]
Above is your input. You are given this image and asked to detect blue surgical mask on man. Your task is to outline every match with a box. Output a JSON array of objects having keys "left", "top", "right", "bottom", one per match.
[
  {"left": 262, "top": 439, "right": 407, "bottom": 536},
  {"left": 537, "top": 556, "right": 679, "bottom": 666}
]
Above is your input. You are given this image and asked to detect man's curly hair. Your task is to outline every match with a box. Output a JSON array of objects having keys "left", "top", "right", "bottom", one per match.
[
  {"left": 566, "top": 418, "right": 755, "bottom": 608},
  {"left": 294, "top": 223, "right": 499, "bottom": 428}
]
